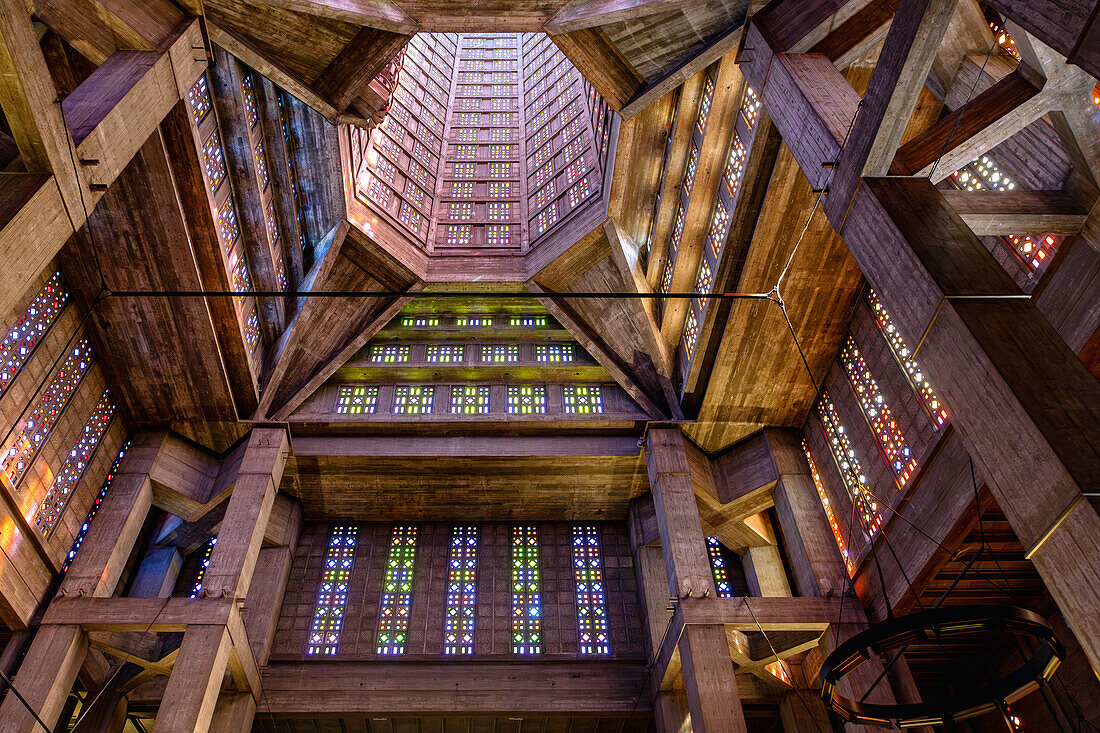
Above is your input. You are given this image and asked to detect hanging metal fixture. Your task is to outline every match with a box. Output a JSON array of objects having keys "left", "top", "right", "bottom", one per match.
[{"left": 819, "top": 605, "right": 1064, "bottom": 728}]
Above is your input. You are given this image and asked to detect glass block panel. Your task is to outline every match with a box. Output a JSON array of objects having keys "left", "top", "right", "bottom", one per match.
[
  {"left": 562, "top": 385, "right": 603, "bottom": 414},
  {"left": 444, "top": 525, "right": 478, "bottom": 654},
  {"left": 377, "top": 525, "right": 417, "bottom": 654},
  {"left": 572, "top": 525, "right": 609, "bottom": 654},
  {"left": 307, "top": 525, "right": 356, "bottom": 655},
  {"left": 335, "top": 385, "right": 378, "bottom": 414},
  {"left": 393, "top": 385, "right": 434, "bottom": 414},
  {"left": 0, "top": 272, "right": 68, "bottom": 398},
  {"left": 506, "top": 385, "right": 546, "bottom": 415},
  {"left": 450, "top": 385, "right": 490, "bottom": 414},
  {"left": 511, "top": 525, "right": 541, "bottom": 654}
]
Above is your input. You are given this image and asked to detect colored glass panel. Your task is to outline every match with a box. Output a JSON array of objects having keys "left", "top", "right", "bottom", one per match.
[
  {"left": 866, "top": 290, "right": 947, "bottom": 426},
  {"left": 450, "top": 385, "right": 490, "bottom": 414},
  {"left": 706, "top": 536, "right": 733, "bottom": 598},
  {"left": 562, "top": 385, "right": 602, "bottom": 414},
  {"left": 507, "top": 385, "right": 546, "bottom": 415},
  {"left": 817, "top": 391, "right": 884, "bottom": 538},
  {"left": 189, "top": 537, "right": 217, "bottom": 598},
  {"left": 377, "top": 526, "right": 417, "bottom": 654},
  {"left": 511, "top": 526, "right": 541, "bottom": 654},
  {"left": 0, "top": 272, "right": 68, "bottom": 397},
  {"left": 335, "top": 386, "right": 378, "bottom": 414},
  {"left": 188, "top": 74, "right": 213, "bottom": 124},
  {"left": 803, "top": 441, "right": 853, "bottom": 576},
  {"left": 572, "top": 525, "right": 609, "bottom": 654},
  {"left": 534, "top": 344, "right": 573, "bottom": 363},
  {"left": 371, "top": 345, "right": 410, "bottom": 363},
  {"left": 444, "top": 525, "right": 478, "bottom": 654},
  {"left": 393, "top": 385, "right": 433, "bottom": 414},
  {"left": 307, "top": 525, "right": 356, "bottom": 655},
  {"left": 34, "top": 390, "right": 115, "bottom": 536},
  {"left": 2, "top": 340, "right": 93, "bottom": 487},
  {"left": 63, "top": 442, "right": 129, "bottom": 573}
]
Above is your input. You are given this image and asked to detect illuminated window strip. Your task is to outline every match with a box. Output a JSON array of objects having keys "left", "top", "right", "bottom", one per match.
[
  {"left": 377, "top": 525, "right": 418, "bottom": 655},
  {"left": 817, "top": 391, "right": 883, "bottom": 538},
  {"left": 705, "top": 536, "right": 733, "bottom": 598},
  {"left": 307, "top": 525, "right": 357, "bottom": 655},
  {"left": 335, "top": 385, "right": 378, "bottom": 414},
  {"left": 189, "top": 537, "right": 217, "bottom": 598},
  {"left": 534, "top": 344, "right": 573, "bottom": 362},
  {"left": 34, "top": 390, "right": 115, "bottom": 536},
  {"left": 511, "top": 525, "right": 541, "bottom": 654},
  {"left": 443, "top": 525, "right": 477, "bottom": 655},
  {"left": 866, "top": 290, "right": 947, "bottom": 426},
  {"left": 63, "top": 441, "right": 129, "bottom": 573},
  {"left": 839, "top": 335, "right": 917, "bottom": 486},
  {"left": 450, "top": 385, "right": 490, "bottom": 414},
  {"left": 572, "top": 525, "right": 610, "bottom": 654},
  {"left": 802, "top": 441, "right": 854, "bottom": 576},
  {"left": 2, "top": 340, "right": 93, "bottom": 487},
  {"left": 562, "top": 385, "right": 602, "bottom": 414},
  {"left": 0, "top": 272, "right": 68, "bottom": 398}
]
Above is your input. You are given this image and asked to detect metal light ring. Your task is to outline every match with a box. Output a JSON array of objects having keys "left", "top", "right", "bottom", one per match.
[{"left": 818, "top": 605, "right": 1066, "bottom": 729}]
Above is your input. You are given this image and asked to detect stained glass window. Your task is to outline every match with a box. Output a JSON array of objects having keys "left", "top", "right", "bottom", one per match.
[
  {"left": 706, "top": 536, "right": 733, "bottom": 597},
  {"left": 509, "top": 315, "right": 546, "bottom": 327},
  {"left": 481, "top": 344, "right": 518, "bottom": 362},
  {"left": 507, "top": 385, "right": 546, "bottom": 414},
  {"left": 33, "top": 390, "right": 115, "bottom": 536},
  {"left": 456, "top": 315, "right": 491, "bottom": 327},
  {"left": 393, "top": 385, "right": 434, "bottom": 414},
  {"left": 450, "top": 385, "right": 490, "bottom": 414},
  {"left": 697, "top": 72, "right": 715, "bottom": 135},
  {"left": 377, "top": 525, "right": 418, "bottom": 654},
  {"left": 335, "top": 385, "right": 378, "bottom": 414},
  {"left": 254, "top": 140, "right": 270, "bottom": 190},
  {"left": 2, "top": 340, "right": 93, "bottom": 487},
  {"left": 567, "top": 178, "right": 591, "bottom": 207},
  {"left": 230, "top": 251, "right": 251, "bottom": 294},
  {"left": 244, "top": 307, "right": 261, "bottom": 351},
  {"left": 572, "top": 525, "right": 610, "bottom": 654},
  {"left": 682, "top": 310, "right": 699, "bottom": 358},
  {"left": 265, "top": 200, "right": 280, "bottom": 245},
  {"left": 274, "top": 256, "right": 287, "bottom": 292},
  {"left": 817, "top": 391, "right": 883, "bottom": 538},
  {"left": 866, "top": 290, "right": 947, "bottom": 425},
  {"left": 724, "top": 134, "right": 747, "bottom": 198},
  {"left": 707, "top": 203, "right": 729, "bottom": 259},
  {"left": 371, "top": 344, "right": 410, "bottom": 363},
  {"left": 202, "top": 130, "right": 227, "bottom": 192},
  {"left": 217, "top": 200, "right": 240, "bottom": 253},
  {"left": 63, "top": 442, "right": 129, "bottom": 573},
  {"left": 188, "top": 74, "right": 213, "bottom": 124},
  {"left": 839, "top": 336, "right": 917, "bottom": 486},
  {"left": 444, "top": 525, "right": 478, "bottom": 654},
  {"left": 534, "top": 344, "right": 573, "bottom": 362},
  {"left": 739, "top": 86, "right": 760, "bottom": 130},
  {"left": 562, "top": 385, "right": 602, "bottom": 414},
  {"left": 511, "top": 525, "right": 541, "bottom": 654},
  {"left": 307, "top": 525, "right": 356, "bottom": 655},
  {"left": 401, "top": 316, "right": 440, "bottom": 327},
  {"left": 427, "top": 344, "right": 465, "bottom": 363},
  {"left": 0, "top": 272, "right": 68, "bottom": 397},
  {"left": 189, "top": 537, "right": 217, "bottom": 598},
  {"left": 242, "top": 73, "right": 259, "bottom": 128},
  {"left": 802, "top": 441, "right": 853, "bottom": 576}
]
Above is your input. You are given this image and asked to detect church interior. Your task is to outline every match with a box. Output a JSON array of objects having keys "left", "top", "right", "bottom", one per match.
[{"left": 0, "top": 0, "right": 1098, "bottom": 730}]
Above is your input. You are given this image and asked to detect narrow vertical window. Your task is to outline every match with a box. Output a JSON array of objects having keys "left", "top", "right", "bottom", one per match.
[
  {"left": 511, "top": 525, "right": 541, "bottom": 654},
  {"left": 817, "top": 392, "right": 883, "bottom": 537},
  {"left": 444, "top": 525, "right": 477, "bottom": 655},
  {"left": 307, "top": 525, "right": 356, "bottom": 655},
  {"left": 189, "top": 537, "right": 217, "bottom": 598},
  {"left": 1, "top": 272, "right": 68, "bottom": 398},
  {"left": 572, "top": 525, "right": 610, "bottom": 654},
  {"left": 802, "top": 442, "right": 853, "bottom": 576},
  {"left": 706, "top": 536, "right": 733, "bottom": 598},
  {"left": 839, "top": 336, "right": 917, "bottom": 486},
  {"left": 2, "top": 340, "right": 93, "bottom": 487},
  {"left": 63, "top": 441, "right": 129, "bottom": 573},
  {"left": 188, "top": 73, "right": 212, "bottom": 124},
  {"left": 866, "top": 290, "right": 947, "bottom": 426},
  {"left": 377, "top": 525, "right": 418, "bottom": 655},
  {"left": 34, "top": 390, "right": 116, "bottom": 536}
]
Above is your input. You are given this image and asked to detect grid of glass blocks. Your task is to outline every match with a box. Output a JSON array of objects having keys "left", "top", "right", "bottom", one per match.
[
  {"left": 63, "top": 442, "right": 129, "bottom": 573},
  {"left": 456, "top": 315, "right": 491, "bottom": 327},
  {"left": 371, "top": 344, "right": 410, "bottom": 363},
  {"left": 562, "top": 385, "right": 603, "bottom": 414},
  {"left": 189, "top": 537, "right": 217, "bottom": 598},
  {"left": 444, "top": 525, "right": 478, "bottom": 654},
  {"left": 402, "top": 315, "right": 441, "bottom": 327},
  {"left": 450, "top": 385, "right": 490, "bottom": 414},
  {"left": 33, "top": 390, "right": 115, "bottom": 536},
  {"left": 706, "top": 536, "right": 733, "bottom": 598},
  {"left": 802, "top": 440, "right": 853, "bottom": 576},
  {"left": 572, "top": 525, "right": 610, "bottom": 654},
  {"left": 335, "top": 386, "right": 379, "bottom": 414},
  {"left": 510, "top": 315, "right": 546, "bottom": 327},
  {"left": 481, "top": 344, "right": 519, "bottom": 362},
  {"left": 307, "top": 525, "right": 356, "bottom": 655},
  {"left": 507, "top": 385, "right": 546, "bottom": 414},
  {"left": 866, "top": 290, "right": 947, "bottom": 426},
  {"left": 0, "top": 272, "right": 68, "bottom": 398},
  {"left": 427, "top": 344, "right": 465, "bottom": 363},
  {"left": 511, "top": 525, "right": 541, "bottom": 654},
  {"left": 2, "top": 339, "right": 93, "bottom": 487},
  {"left": 377, "top": 525, "right": 418, "bottom": 654},
  {"left": 393, "top": 385, "right": 434, "bottom": 414},
  {"left": 534, "top": 344, "right": 574, "bottom": 362},
  {"left": 817, "top": 391, "right": 884, "bottom": 538}
]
